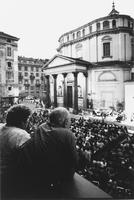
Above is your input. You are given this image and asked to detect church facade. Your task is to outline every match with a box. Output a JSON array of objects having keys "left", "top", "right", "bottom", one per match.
[{"left": 43, "top": 3, "right": 134, "bottom": 113}]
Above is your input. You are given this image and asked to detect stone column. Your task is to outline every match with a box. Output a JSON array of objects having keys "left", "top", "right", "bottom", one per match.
[
  {"left": 83, "top": 72, "right": 88, "bottom": 110},
  {"left": 73, "top": 72, "right": 78, "bottom": 114},
  {"left": 63, "top": 73, "right": 67, "bottom": 107},
  {"left": 45, "top": 75, "right": 51, "bottom": 108},
  {"left": 52, "top": 74, "right": 57, "bottom": 107}
]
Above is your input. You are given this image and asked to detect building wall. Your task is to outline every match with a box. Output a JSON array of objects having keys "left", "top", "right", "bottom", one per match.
[
  {"left": 125, "top": 82, "right": 134, "bottom": 120},
  {"left": 18, "top": 56, "right": 48, "bottom": 99},
  {"left": 0, "top": 35, "right": 19, "bottom": 97}
]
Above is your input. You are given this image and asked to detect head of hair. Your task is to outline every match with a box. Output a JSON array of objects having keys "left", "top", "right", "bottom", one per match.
[
  {"left": 6, "top": 104, "right": 31, "bottom": 128},
  {"left": 49, "top": 107, "right": 70, "bottom": 128}
]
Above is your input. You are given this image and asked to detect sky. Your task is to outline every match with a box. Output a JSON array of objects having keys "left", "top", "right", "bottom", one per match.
[{"left": 1, "top": 0, "right": 134, "bottom": 60}]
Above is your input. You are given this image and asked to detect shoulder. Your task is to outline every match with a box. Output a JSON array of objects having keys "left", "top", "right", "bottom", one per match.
[
  {"left": 54, "top": 127, "right": 75, "bottom": 139},
  {"left": 0, "top": 123, "right": 6, "bottom": 132},
  {"left": 38, "top": 122, "right": 51, "bottom": 132},
  {"left": 10, "top": 127, "right": 31, "bottom": 146}
]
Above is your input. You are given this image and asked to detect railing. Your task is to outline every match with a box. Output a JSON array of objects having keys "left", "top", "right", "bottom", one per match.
[
  {"left": 58, "top": 173, "right": 112, "bottom": 198},
  {"left": 6, "top": 79, "right": 14, "bottom": 84},
  {"left": 3, "top": 173, "right": 111, "bottom": 199}
]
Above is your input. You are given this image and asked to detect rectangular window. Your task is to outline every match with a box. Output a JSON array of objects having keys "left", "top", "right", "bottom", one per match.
[
  {"left": 24, "top": 80, "right": 28, "bottom": 84},
  {"left": 25, "top": 86, "right": 28, "bottom": 90},
  {"left": 31, "top": 79, "right": 34, "bottom": 84},
  {"left": 36, "top": 73, "right": 39, "bottom": 77},
  {"left": 19, "top": 80, "right": 23, "bottom": 84},
  {"left": 24, "top": 66, "right": 28, "bottom": 71},
  {"left": 36, "top": 68, "right": 39, "bottom": 72},
  {"left": 31, "top": 86, "right": 34, "bottom": 90},
  {"left": 25, "top": 72, "right": 28, "bottom": 77},
  {"left": 7, "top": 47, "right": 11, "bottom": 57},
  {"left": 103, "top": 42, "right": 110, "bottom": 57},
  {"left": 7, "top": 62, "right": 12, "bottom": 68},
  {"left": 36, "top": 80, "right": 40, "bottom": 84},
  {"left": 6, "top": 71, "right": 13, "bottom": 79},
  {"left": 18, "top": 66, "right": 21, "bottom": 71},
  {"left": 31, "top": 66, "right": 34, "bottom": 71}
]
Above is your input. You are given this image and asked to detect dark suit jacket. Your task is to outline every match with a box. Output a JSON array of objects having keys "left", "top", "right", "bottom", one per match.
[{"left": 18, "top": 123, "right": 78, "bottom": 192}]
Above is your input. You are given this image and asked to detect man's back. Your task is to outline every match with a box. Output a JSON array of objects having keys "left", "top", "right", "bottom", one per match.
[
  {"left": 34, "top": 123, "right": 78, "bottom": 182},
  {"left": 17, "top": 107, "right": 78, "bottom": 196},
  {"left": 0, "top": 124, "right": 30, "bottom": 172}
]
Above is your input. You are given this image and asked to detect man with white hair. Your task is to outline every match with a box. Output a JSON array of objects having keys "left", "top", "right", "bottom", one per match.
[{"left": 19, "top": 107, "right": 78, "bottom": 193}]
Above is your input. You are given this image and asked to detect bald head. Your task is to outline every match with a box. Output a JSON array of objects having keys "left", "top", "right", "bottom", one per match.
[{"left": 49, "top": 107, "right": 70, "bottom": 128}]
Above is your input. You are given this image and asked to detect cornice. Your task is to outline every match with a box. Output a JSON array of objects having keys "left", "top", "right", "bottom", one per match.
[
  {"left": 92, "top": 60, "right": 133, "bottom": 68},
  {"left": 0, "top": 32, "right": 19, "bottom": 41},
  {"left": 57, "top": 27, "right": 134, "bottom": 51},
  {"left": 18, "top": 62, "right": 43, "bottom": 67},
  {"left": 58, "top": 14, "right": 133, "bottom": 41}
]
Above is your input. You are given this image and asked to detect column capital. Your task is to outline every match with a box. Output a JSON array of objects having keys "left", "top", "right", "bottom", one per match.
[
  {"left": 83, "top": 72, "right": 88, "bottom": 77},
  {"left": 45, "top": 75, "right": 49, "bottom": 79},
  {"left": 52, "top": 74, "right": 58, "bottom": 79},
  {"left": 73, "top": 71, "right": 78, "bottom": 77},
  {"left": 62, "top": 73, "right": 67, "bottom": 78}
]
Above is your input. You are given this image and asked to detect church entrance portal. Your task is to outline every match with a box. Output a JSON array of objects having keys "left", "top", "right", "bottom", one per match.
[{"left": 67, "top": 86, "right": 72, "bottom": 108}]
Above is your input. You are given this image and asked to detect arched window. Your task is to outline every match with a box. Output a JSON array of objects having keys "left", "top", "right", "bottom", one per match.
[
  {"left": 67, "top": 35, "right": 69, "bottom": 42},
  {"left": 96, "top": 22, "right": 100, "bottom": 31},
  {"left": 112, "top": 20, "right": 116, "bottom": 28},
  {"left": 82, "top": 29, "right": 85, "bottom": 36},
  {"left": 77, "top": 31, "right": 81, "bottom": 38},
  {"left": 89, "top": 25, "right": 92, "bottom": 33},
  {"left": 60, "top": 37, "right": 64, "bottom": 44},
  {"left": 73, "top": 33, "right": 75, "bottom": 40},
  {"left": 103, "top": 21, "right": 110, "bottom": 29}
]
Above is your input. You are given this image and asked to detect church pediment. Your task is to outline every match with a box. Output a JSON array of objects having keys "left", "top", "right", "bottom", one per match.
[
  {"left": 44, "top": 55, "right": 74, "bottom": 69},
  {"left": 43, "top": 54, "right": 90, "bottom": 75}
]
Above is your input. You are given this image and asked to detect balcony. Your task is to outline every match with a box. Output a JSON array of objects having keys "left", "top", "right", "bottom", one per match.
[
  {"left": 57, "top": 173, "right": 112, "bottom": 198},
  {"left": 2, "top": 173, "right": 111, "bottom": 199},
  {"left": 6, "top": 79, "right": 14, "bottom": 84},
  {"left": 24, "top": 83, "right": 30, "bottom": 87}
]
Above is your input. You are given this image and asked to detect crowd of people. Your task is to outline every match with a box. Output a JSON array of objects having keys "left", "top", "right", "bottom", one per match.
[
  {"left": 70, "top": 117, "right": 134, "bottom": 198},
  {"left": 22, "top": 108, "right": 134, "bottom": 198},
  {"left": 0, "top": 103, "right": 134, "bottom": 198}
]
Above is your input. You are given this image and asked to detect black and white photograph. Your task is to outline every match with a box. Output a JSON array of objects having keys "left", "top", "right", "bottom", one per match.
[{"left": 0, "top": 0, "right": 134, "bottom": 199}]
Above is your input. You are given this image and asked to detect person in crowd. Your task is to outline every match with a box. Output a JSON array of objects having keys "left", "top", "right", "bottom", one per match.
[
  {"left": 0, "top": 104, "right": 31, "bottom": 197},
  {"left": 19, "top": 107, "right": 78, "bottom": 195}
]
